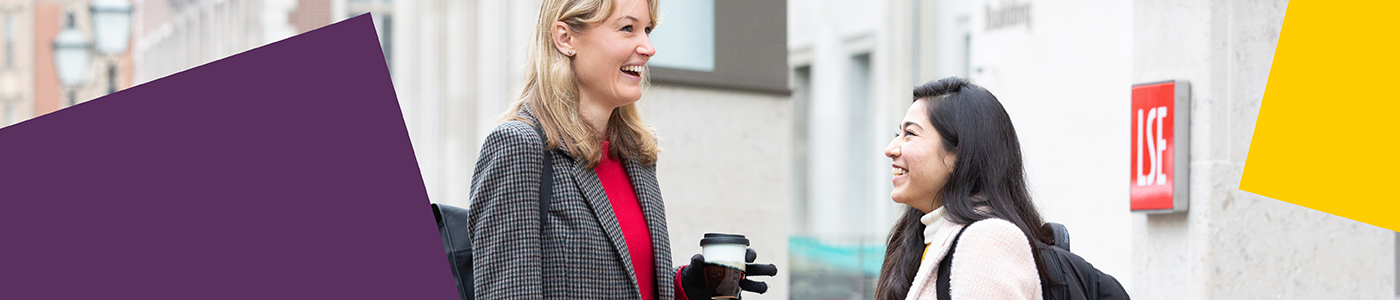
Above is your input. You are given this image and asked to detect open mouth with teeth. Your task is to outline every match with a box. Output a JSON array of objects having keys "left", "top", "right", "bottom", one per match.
[
  {"left": 621, "top": 65, "right": 644, "bottom": 77},
  {"left": 892, "top": 167, "right": 908, "bottom": 176}
]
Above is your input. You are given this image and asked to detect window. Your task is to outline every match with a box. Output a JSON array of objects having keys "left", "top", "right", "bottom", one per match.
[
  {"left": 346, "top": 0, "right": 393, "bottom": 69},
  {"left": 3, "top": 101, "right": 14, "bottom": 126},
  {"left": 647, "top": 0, "right": 788, "bottom": 94},
  {"left": 649, "top": 0, "right": 713, "bottom": 72},
  {"left": 792, "top": 65, "right": 811, "bottom": 234},
  {"left": 789, "top": 55, "right": 883, "bottom": 300},
  {"left": 380, "top": 14, "right": 392, "bottom": 67},
  {"left": 5, "top": 14, "right": 14, "bottom": 70},
  {"left": 961, "top": 33, "right": 971, "bottom": 77},
  {"left": 847, "top": 53, "right": 872, "bottom": 235}
]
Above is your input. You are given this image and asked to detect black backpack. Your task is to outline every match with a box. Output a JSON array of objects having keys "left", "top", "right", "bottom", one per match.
[
  {"left": 936, "top": 222, "right": 1130, "bottom": 300},
  {"left": 431, "top": 123, "right": 554, "bottom": 300}
]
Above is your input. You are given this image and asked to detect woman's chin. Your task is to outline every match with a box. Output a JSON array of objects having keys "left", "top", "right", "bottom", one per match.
[
  {"left": 610, "top": 93, "right": 642, "bottom": 107},
  {"left": 623, "top": 92, "right": 642, "bottom": 103},
  {"left": 890, "top": 193, "right": 907, "bottom": 205}
]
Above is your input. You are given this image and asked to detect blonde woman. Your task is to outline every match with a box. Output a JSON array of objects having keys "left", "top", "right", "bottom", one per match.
[{"left": 466, "top": 0, "right": 775, "bottom": 299}]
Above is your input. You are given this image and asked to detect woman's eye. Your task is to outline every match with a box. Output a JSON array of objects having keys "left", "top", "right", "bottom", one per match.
[
  {"left": 903, "top": 130, "right": 915, "bottom": 137},
  {"left": 644, "top": 27, "right": 652, "bottom": 34},
  {"left": 621, "top": 25, "right": 633, "bottom": 32}
]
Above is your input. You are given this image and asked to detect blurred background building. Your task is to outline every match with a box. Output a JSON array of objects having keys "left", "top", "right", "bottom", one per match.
[
  {"left": 0, "top": 0, "right": 135, "bottom": 126},
  {"left": 131, "top": 0, "right": 333, "bottom": 83},
  {"left": 1, "top": 0, "right": 1395, "bottom": 299}
]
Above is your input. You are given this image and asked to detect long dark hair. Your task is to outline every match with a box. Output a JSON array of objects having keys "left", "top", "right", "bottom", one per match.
[{"left": 874, "top": 77, "right": 1055, "bottom": 300}]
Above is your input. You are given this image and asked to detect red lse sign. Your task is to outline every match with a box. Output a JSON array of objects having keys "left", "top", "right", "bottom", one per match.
[{"left": 1131, "top": 81, "right": 1189, "bottom": 213}]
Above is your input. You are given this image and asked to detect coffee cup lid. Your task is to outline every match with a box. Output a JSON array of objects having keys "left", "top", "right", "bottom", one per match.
[{"left": 700, "top": 233, "right": 749, "bottom": 246}]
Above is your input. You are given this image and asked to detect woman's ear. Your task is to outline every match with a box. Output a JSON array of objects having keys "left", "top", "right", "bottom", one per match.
[
  {"left": 943, "top": 152, "right": 957, "bottom": 171},
  {"left": 552, "top": 21, "right": 575, "bottom": 56}
]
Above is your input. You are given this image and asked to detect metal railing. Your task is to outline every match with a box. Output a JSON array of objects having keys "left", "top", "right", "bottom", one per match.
[{"left": 788, "top": 235, "right": 886, "bottom": 300}]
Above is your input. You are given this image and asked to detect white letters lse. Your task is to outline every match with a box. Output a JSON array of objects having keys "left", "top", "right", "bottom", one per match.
[{"left": 1137, "top": 106, "right": 1168, "bottom": 186}]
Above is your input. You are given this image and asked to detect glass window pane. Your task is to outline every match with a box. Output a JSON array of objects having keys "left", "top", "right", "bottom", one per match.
[{"left": 648, "top": 0, "right": 714, "bottom": 71}]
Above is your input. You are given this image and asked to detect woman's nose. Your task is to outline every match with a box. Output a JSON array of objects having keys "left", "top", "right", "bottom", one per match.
[
  {"left": 884, "top": 139, "right": 900, "bottom": 159},
  {"left": 637, "top": 36, "right": 655, "bottom": 57}
]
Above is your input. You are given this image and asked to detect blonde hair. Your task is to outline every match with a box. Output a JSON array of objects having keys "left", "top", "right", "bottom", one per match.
[{"left": 502, "top": 0, "right": 661, "bottom": 169}]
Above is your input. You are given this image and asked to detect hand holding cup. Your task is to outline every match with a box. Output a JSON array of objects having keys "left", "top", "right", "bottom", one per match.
[{"left": 680, "top": 233, "right": 779, "bottom": 300}]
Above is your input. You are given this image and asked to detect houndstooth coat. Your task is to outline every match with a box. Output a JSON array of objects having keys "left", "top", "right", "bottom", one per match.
[{"left": 467, "top": 108, "right": 676, "bottom": 300}]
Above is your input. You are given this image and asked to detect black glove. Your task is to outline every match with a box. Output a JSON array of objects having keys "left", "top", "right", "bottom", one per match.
[{"left": 679, "top": 248, "right": 778, "bottom": 300}]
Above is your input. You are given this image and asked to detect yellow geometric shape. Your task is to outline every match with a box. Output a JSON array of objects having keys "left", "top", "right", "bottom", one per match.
[{"left": 1241, "top": 1, "right": 1400, "bottom": 232}]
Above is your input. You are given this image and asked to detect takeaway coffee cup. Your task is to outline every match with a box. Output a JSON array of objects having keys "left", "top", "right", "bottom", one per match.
[{"left": 700, "top": 233, "right": 749, "bottom": 299}]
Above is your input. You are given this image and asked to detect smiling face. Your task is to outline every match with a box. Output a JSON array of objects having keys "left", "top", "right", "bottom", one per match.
[
  {"left": 885, "top": 99, "right": 957, "bottom": 213},
  {"left": 558, "top": 0, "right": 655, "bottom": 109}
]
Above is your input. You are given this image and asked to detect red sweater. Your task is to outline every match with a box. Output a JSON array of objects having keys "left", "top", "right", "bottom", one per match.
[{"left": 596, "top": 140, "right": 656, "bottom": 300}]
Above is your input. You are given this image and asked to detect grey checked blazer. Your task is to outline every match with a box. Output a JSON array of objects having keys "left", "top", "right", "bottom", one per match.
[{"left": 467, "top": 108, "right": 675, "bottom": 300}]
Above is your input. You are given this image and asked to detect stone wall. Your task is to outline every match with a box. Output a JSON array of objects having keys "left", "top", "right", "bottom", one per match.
[{"left": 1132, "top": 0, "right": 1395, "bottom": 298}]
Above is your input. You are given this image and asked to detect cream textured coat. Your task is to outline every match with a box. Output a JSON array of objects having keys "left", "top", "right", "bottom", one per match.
[{"left": 905, "top": 208, "right": 1042, "bottom": 300}]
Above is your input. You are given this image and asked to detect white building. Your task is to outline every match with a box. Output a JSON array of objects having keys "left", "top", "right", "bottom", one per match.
[
  {"left": 385, "top": 0, "right": 795, "bottom": 299},
  {"left": 791, "top": 0, "right": 1396, "bottom": 299},
  {"left": 121, "top": 0, "right": 1398, "bottom": 299},
  {"left": 918, "top": 0, "right": 1135, "bottom": 290},
  {"left": 131, "top": 0, "right": 332, "bottom": 84},
  {"left": 1132, "top": 0, "right": 1393, "bottom": 298},
  {"left": 128, "top": 0, "right": 797, "bottom": 298},
  {"left": 0, "top": 0, "right": 138, "bottom": 128}
]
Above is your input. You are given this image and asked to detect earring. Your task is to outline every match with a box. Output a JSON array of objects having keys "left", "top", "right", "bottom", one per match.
[{"left": 567, "top": 50, "right": 575, "bottom": 56}]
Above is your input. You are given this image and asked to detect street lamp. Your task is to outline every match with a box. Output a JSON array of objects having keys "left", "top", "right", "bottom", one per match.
[
  {"left": 91, "top": 0, "right": 133, "bottom": 95},
  {"left": 52, "top": 12, "right": 91, "bottom": 107}
]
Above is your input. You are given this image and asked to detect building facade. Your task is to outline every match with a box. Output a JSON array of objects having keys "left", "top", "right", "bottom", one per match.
[
  {"left": 1132, "top": 0, "right": 1394, "bottom": 298},
  {"left": 12, "top": 0, "right": 1391, "bottom": 299},
  {"left": 786, "top": 0, "right": 903, "bottom": 298},
  {"left": 917, "top": 0, "right": 1136, "bottom": 290},
  {"left": 0, "top": 0, "right": 36, "bottom": 126},
  {"left": 132, "top": 1, "right": 800, "bottom": 298},
  {"left": 0, "top": 0, "right": 135, "bottom": 128},
  {"left": 131, "top": 0, "right": 333, "bottom": 84},
  {"left": 386, "top": 0, "right": 795, "bottom": 299},
  {"left": 790, "top": 0, "right": 1396, "bottom": 299}
]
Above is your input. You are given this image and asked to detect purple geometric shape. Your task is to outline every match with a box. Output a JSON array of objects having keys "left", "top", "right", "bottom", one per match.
[{"left": 0, "top": 14, "right": 456, "bottom": 299}]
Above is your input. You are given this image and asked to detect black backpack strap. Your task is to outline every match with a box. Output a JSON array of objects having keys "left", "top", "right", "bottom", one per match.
[
  {"left": 529, "top": 123, "right": 553, "bottom": 226},
  {"left": 1047, "top": 222, "right": 1071, "bottom": 252},
  {"left": 431, "top": 203, "right": 473, "bottom": 300},
  {"left": 430, "top": 121, "right": 556, "bottom": 300},
  {"left": 936, "top": 225, "right": 971, "bottom": 300}
]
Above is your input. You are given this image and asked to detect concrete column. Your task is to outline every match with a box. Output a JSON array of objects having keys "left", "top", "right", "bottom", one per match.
[
  {"left": 438, "top": 0, "right": 477, "bottom": 208},
  {"left": 261, "top": 0, "right": 297, "bottom": 43}
]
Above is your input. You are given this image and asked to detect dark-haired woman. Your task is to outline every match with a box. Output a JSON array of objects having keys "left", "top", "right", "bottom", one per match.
[{"left": 875, "top": 77, "right": 1052, "bottom": 300}]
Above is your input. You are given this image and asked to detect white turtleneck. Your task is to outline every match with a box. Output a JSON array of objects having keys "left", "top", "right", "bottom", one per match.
[
  {"left": 918, "top": 207, "right": 959, "bottom": 262},
  {"left": 904, "top": 207, "right": 1043, "bottom": 300}
]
